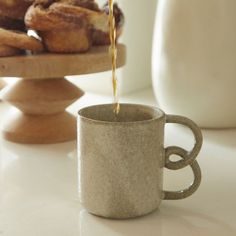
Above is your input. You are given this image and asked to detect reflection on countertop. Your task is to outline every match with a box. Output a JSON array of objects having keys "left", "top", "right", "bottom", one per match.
[{"left": 1, "top": 89, "right": 236, "bottom": 236}]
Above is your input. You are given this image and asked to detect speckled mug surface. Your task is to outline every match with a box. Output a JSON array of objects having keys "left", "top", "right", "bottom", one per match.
[{"left": 78, "top": 104, "right": 202, "bottom": 219}]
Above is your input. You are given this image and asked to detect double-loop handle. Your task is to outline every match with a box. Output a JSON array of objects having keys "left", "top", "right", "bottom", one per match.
[{"left": 163, "top": 115, "right": 202, "bottom": 200}]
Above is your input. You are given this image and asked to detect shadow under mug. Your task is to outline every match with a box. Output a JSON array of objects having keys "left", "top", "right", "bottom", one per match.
[{"left": 78, "top": 104, "right": 202, "bottom": 219}]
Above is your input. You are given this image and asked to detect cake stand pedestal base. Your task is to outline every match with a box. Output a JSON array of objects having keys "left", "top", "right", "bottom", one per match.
[
  {"left": 0, "top": 77, "right": 84, "bottom": 144},
  {"left": 0, "top": 78, "right": 5, "bottom": 100},
  {"left": 2, "top": 110, "right": 77, "bottom": 144},
  {"left": 0, "top": 45, "right": 126, "bottom": 144}
]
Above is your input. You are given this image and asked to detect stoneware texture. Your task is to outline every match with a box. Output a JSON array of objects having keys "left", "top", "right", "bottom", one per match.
[{"left": 78, "top": 104, "right": 202, "bottom": 219}]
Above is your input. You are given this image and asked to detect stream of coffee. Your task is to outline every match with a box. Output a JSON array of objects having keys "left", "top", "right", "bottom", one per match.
[{"left": 108, "top": 0, "right": 120, "bottom": 115}]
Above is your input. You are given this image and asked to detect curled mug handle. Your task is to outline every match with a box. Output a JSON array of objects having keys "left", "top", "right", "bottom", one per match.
[{"left": 163, "top": 115, "right": 202, "bottom": 200}]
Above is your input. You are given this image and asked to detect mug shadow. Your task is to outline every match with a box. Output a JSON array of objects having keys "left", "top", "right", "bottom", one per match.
[{"left": 79, "top": 204, "right": 235, "bottom": 236}]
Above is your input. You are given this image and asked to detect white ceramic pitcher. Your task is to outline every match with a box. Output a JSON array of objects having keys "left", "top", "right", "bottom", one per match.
[{"left": 152, "top": 0, "right": 236, "bottom": 128}]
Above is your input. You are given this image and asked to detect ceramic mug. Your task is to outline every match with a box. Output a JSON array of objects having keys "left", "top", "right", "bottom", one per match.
[{"left": 78, "top": 104, "right": 202, "bottom": 219}]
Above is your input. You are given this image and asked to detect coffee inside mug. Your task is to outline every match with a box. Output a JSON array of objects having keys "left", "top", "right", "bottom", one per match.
[{"left": 79, "top": 104, "right": 164, "bottom": 123}]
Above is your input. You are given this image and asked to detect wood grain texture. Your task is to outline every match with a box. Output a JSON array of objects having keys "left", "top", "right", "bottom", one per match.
[
  {"left": 0, "top": 77, "right": 84, "bottom": 144},
  {"left": 0, "top": 78, "right": 5, "bottom": 89},
  {"left": 1, "top": 109, "right": 77, "bottom": 144},
  {"left": 0, "top": 44, "right": 126, "bottom": 79},
  {"left": 0, "top": 44, "right": 126, "bottom": 144},
  {"left": 0, "top": 78, "right": 84, "bottom": 114},
  {"left": 0, "top": 78, "right": 5, "bottom": 101}
]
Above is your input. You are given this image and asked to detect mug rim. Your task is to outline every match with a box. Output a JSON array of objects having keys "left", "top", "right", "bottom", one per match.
[{"left": 78, "top": 103, "right": 165, "bottom": 125}]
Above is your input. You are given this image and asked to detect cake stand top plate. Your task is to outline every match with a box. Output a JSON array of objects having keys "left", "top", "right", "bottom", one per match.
[{"left": 0, "top": 44, "right": 126, "bottom": 79}]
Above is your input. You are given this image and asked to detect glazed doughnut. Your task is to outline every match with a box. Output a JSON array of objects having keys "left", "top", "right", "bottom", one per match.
[
  {"left": 0, "top": 28, "right": 44, "bottom": 52},
  {"left": 0, "top": 44, "right": 23, "bottom": 57},
  {"left": 0, "top": 0, "right": 34, "bottom": 19}
]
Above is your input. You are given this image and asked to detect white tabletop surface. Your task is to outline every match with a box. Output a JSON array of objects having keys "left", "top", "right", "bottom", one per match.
[{"left": 1, "top": 88, "right": 236, "bottom": 236}]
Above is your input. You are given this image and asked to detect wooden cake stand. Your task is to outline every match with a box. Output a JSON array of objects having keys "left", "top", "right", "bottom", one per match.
[
  {"left": 0, "top": 78, "right": 5, "bottom": 91},
  {"left": 0, "top": 44, "right": 126, "bottom": 144}
]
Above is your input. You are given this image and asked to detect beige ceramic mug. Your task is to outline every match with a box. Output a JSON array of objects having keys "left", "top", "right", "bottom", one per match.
[{"left": 78, "top": 104, "right": 202, "bottom": 219}]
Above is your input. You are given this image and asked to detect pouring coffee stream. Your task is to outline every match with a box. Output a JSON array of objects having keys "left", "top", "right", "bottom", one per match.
[{"left": 108, "top": 0, "right": 120, "bottom": 115}]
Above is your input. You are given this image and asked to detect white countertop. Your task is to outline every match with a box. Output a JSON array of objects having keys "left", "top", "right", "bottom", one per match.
[{"left": 1, "top": 88, "right": 236, "bottom": 236}]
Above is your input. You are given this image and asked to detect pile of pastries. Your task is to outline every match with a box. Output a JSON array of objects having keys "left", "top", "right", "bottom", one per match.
[{"left": 0, "top": 0, "right": 124, "bottom": 56}]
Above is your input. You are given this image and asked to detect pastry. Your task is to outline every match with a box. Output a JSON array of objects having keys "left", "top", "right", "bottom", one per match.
[
  {"left": 0, "top": 44, "right": 23, "bottom": 57},
  {"left": 0, "top": 0, "right": 34, "bottom": 20},
  {"left": 35, "top": 0, "right": 100, "bottom": 11},
  {"left": 25, "top": 0, "right": 124, "bottom": 53},
  {"left": 60, "top": 0, "right": 100, "bottom": 11},
  {"left": 25, "top": 2, "right": 92, "bottom": 53},
  {"left": 45, "top": 2, "right": 124, "bottom": 45},
  {"left": 0, "top": 15, "right": 25, "bottom": 31},
  {"left": 25, "top": 1, "right": 85, "bottom": 31},
  {"left": 39, "top": 26, "right": 91, "bottom": 53},
  {"left": 0, "top": 28, "right": 44, "bottom": 52}
]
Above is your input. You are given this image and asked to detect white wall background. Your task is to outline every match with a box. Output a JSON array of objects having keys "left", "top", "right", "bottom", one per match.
[{"left": 70, "top": 0, "right": 158, "bottom": 95}]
